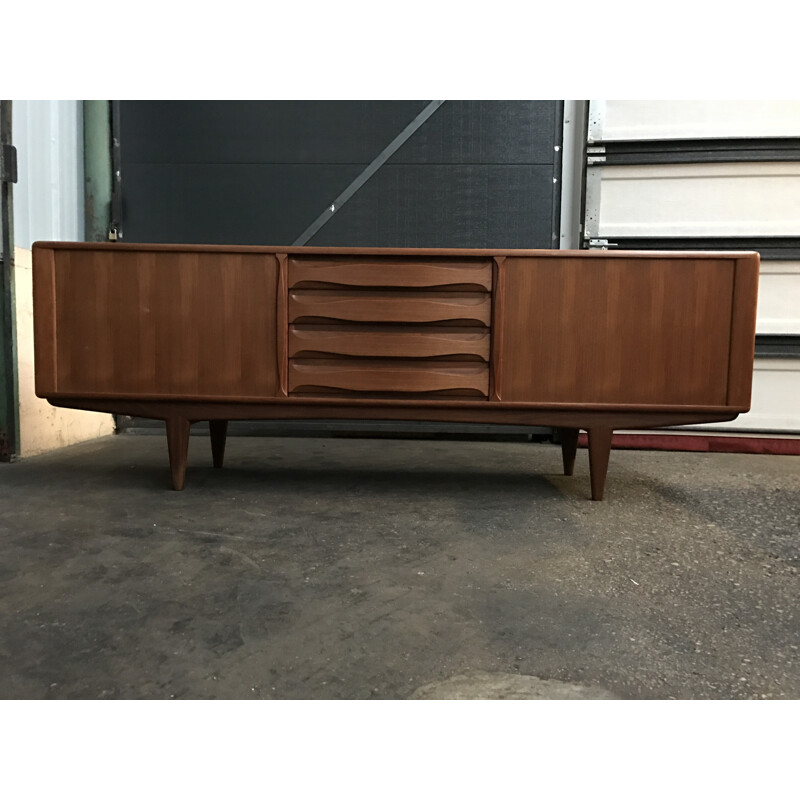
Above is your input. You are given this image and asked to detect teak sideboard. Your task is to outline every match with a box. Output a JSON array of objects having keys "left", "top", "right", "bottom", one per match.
[{"left": 31, "top": 243, "right": 760, "bottom": 500}]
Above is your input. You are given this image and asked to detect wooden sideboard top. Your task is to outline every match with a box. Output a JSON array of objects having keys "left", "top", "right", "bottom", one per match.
[{"left": 32, "top": 241, "right": 760, "bottom": 261}]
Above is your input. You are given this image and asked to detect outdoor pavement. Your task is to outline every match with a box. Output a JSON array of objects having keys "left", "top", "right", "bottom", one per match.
[{"left": 1, "top": 431, "right": 798, "bottom": 699}]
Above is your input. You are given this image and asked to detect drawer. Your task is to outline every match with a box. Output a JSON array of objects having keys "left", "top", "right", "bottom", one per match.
[
  {"left": 288, "top": 290, "right": 492, "bottom": 326},
  {"left": 288, "top": 359, "right": 489, "bottom": 396},
  {"left": 289, "top": 325, "right": 490, "bottom": 360},
  {"left": 288, "top": 256, "right": 492, "bottom": 291}
]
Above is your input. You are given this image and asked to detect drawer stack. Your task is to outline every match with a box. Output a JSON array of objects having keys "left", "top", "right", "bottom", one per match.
[{"left": 286, "top": 256, "right": 493, "bottom": 398}]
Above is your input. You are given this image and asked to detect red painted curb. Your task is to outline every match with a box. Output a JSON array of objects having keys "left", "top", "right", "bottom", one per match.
[{"left": 575, "top": 433, "right": 800, "bottom": 455}]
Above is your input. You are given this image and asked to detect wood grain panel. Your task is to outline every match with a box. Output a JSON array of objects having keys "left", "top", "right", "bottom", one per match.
[
  {"left": 31, "top": 245, "right": 58, "bottom": 396},
  {"left": 289, "top": 359, "right": 489, "bottom": 395},
  {"left": 497, "top": 256, "right": 736, "bottom": 405},
  {"left": 726, "top": 253, "right": 760, "bottom": 408},
  {"left": 289, "top": 290, "right": 491, "bottom": 325},
  {"left": 288, "top": 256, "right": 492, "bottom": 290},
  {"left": 52, "top": 249, "right": 280, "bottom": 399},
  {"left": 289, "top": 325, "right": 490, "bottom": 360}
]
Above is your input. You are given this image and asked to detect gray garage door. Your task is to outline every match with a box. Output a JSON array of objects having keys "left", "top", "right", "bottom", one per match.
[{"left": 116, "top": 100, "right": 563, "bottom": 249}]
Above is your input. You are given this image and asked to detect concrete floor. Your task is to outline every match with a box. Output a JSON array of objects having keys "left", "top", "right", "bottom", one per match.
[{"left": 1, "top": 432, "right": 798, "bottom": 700}]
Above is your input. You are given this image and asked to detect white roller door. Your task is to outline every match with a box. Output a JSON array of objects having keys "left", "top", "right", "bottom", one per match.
[
  {"left": 589, "top": 100, "right": 800, "bottom": 142},
  {"left": 586, "top": 162, "right": 800, "bottom": 239},
  {"left": 757, "top": 261, "right": 800, "bottom": 335}
]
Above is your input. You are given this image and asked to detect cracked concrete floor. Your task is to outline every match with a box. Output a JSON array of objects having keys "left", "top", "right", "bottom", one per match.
[{"left": 0, "top": 432, "right": 798, "bottom": 699}]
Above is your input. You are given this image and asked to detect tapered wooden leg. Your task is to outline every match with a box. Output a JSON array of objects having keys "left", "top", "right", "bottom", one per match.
[
  {"left": 587, "top": 427, "right": 613, "bottom": 501},
  {"left": 209, "top": 420, "right": 228, "bottom": 469},
  {"left": 166, "top": 416, "right": 191, "bottom": 491},
  {"left": 558, "top": 427, "right": 579, "bottom": 476}
]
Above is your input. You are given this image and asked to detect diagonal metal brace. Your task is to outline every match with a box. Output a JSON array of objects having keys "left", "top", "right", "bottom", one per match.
[{"left": 293, "top": 100, "right": 445, "bottom": 246}]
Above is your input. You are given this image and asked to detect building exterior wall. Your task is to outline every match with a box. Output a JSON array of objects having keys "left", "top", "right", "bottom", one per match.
[{"left": 12, "top": 101, "right": 113, "bottom": 455}]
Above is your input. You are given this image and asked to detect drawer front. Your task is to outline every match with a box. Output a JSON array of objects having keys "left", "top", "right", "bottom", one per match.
[
  {"left": 288, "top": 256, "right": 492, "bottom": 290},
  {"left": 289, "top": 359, "right": 489, "bottom": 396},
  {"left": 289, "top": 325, "right": 490, "bottom": 360},
  {"left": 283, "top": 254, "right": 494, "bottom": 400},
  {"left": 289, "top": 290, "right": 492, "bottom": 326}
]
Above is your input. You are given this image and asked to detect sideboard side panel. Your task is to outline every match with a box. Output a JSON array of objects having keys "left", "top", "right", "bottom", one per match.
[
  {"left": 51, "top": 249, "right": 280, "bottom": 400},
  {"left": 32, "top": 245, "right": 58, "bottom": 397},
  {"left": 498, "top": 255, "right": 737, "bottom": 406},
  {"left": 726, "top": 253, "right": 760, "bottom": 409}
]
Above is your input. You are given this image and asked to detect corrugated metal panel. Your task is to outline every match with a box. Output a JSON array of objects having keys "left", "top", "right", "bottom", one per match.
[{"left": 12, "top": 100, "right": 84, "bottom": 249}]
